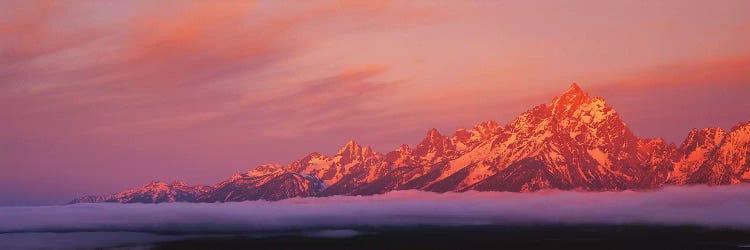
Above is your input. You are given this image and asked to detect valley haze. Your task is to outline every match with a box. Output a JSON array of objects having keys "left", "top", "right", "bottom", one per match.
[{"left": 5, "top": 185, "right": 750, "bottom": 249}]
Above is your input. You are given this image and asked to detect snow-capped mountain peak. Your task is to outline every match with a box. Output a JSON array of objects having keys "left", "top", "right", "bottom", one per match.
[
  {"left": 384, "top": 144, "right": 413, "bottom": 167},
  {"left": 247, "top": 163, "right": 285, "bottom": 177},
  {"left": 73, "top": 83, "right": 750, "bottom": 204},
  {"left": 426, "top": 128, "right": 442, "bottom": 139},
  {"left": 337, "top": 140, "right": 363, "bottom": 156},
  {"left": 473, "top": 120, "right": 501, "bottom": 136},
  {"left": 71, "top": 180, "right": 211, "bottom": 204},
  {"left": 550, "top": 82, "right": 592, "bottom": 116}
]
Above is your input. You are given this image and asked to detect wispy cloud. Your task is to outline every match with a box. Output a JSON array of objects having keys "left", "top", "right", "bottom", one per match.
[
  {"left": 0, "top": 1, "right": 429, "bottom": 141},
  {"left": 602, "top": 55, "right": 750, "bottom": 90}
]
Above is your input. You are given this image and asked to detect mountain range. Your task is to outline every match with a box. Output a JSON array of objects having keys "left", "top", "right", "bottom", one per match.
[{"left": 72, "top": 83, "right": 750, "bottom": 204}]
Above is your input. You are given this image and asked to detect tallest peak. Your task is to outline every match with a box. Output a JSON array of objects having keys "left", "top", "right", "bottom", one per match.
[
  {"left": 564, "top": 82, "right": 583, "bottom": 94},
  {"left": 558, "top": 82, "right": 588, "bottom": 98},
  {"left": 550, "top": 82, "right": 591, "bottom": 114}
]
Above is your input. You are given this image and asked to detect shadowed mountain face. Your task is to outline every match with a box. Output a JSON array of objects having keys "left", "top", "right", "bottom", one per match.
[{"left": 73, "top": 83, "right": 750, "bottom": 203}]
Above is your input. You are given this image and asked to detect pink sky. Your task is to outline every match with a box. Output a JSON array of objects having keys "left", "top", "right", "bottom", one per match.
[{"left": 1, "top": 0, "right": 750, "bottom": 205}]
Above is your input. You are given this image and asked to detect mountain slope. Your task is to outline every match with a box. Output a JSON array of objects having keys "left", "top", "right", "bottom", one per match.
[
  {"left": 678, "top": 123, "right": 750, "bottom": 184},
  {"left": 452, "top": 84, "right": 643, "bottom": 192},
  {"left": 71, "top": 181, "right": 212, "bottom": 203},
  {"left": 199, "top": 164, "right": 326, "bottom": 202},
  {"left": 72, "top": 83, "right": 750, "bottom": 203}
]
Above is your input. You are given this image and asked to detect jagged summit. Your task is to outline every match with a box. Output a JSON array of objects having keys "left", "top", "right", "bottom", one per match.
[
  {"left": 426, "top": 128, "right": 442, "bottom": 138},
  {"left": 73, "top": 83, "right": 750, "bottom": 204},
  {"left": 169, "top": 180, "right": 188, "bottom": 186},
  {"left": 336, "top": 139, "right": 380, "bottom": 163},
  {"left": 143, "top": 180, "right": 190, "bottom": 188},
  {"left": 72, "top": 180, "right": 211, "bottom": 204},
  {"left": 550, "top": 82, "right": 593, "bottom": 115},
  {"left": 731, "top": 121, "right": 750, "bottom": 132},
  {"left": 565, "top": 82, "right": 583, "bottom": 93},
  {"left": 474, "top": 120, "right": 500, "bottom": 132},
  {"left": 337, "top": 140, "right": 362, "bottom": 154}
]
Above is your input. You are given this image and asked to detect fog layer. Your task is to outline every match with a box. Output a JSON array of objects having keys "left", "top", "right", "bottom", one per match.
[{"left": 2, "top": 185, "right": 750, "bottom": 234}]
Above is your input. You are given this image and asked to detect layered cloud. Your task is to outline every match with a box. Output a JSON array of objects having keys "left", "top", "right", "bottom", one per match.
[
  {"left": 602, "top": 55, "right": 750, "bottom": 90},
  {"left": 0, "top": 1, "right": 429, "bottom": 137}
]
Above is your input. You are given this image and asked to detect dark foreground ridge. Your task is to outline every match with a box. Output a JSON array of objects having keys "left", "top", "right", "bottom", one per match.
[
  {"left": 153, "top": 225, "right": 750, "bottom": 250},
  {"left": 73, "top": 83, "right": 750, "bottom": 204}
]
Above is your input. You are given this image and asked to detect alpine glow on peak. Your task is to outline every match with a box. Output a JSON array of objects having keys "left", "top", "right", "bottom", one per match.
[{"left": 72, "top": 84, "right": 750, "bottom": 203}]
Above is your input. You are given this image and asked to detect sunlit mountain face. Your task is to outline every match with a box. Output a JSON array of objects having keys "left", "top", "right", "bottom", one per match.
[
  {"left": 2, "top": 1, "right": 750, "bottom": 249},
  {"left": 71, "top": 84, "right": 750, "bottom": 204}
]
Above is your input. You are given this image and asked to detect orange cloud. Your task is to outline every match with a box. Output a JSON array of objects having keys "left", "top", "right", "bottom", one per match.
[
  {"left": 230, "top": 65, "right": 403, "bottom": 137},
  {"left": 606, "top": 55, "right": 750, "bottom": 90},
  {"left": 126, "top": 1, "right": 259, "bottom": 60},
  {"left": 0, "top": 1, "right": 423, "bottom": 146}
]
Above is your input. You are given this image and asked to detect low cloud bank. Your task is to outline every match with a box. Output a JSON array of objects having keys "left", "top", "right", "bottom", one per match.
[{"left": 3, "top": 185, "right": 750, "bottom": 234}]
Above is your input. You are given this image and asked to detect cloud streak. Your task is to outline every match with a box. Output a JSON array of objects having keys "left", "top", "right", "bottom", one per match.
[
  {"left": 0, "top": 1, "right": 423, "bottom": 144},
  {"left": 601, "top": 55, "right": 750, "bottom": 90}
]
